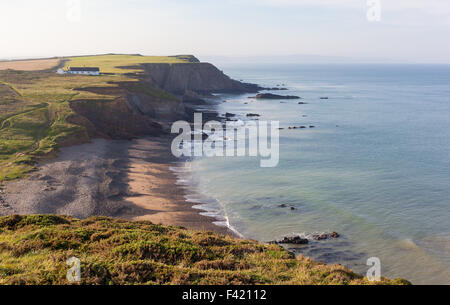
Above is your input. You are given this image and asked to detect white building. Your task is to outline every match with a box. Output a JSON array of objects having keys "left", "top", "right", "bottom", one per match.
[{"left": 57, "top": 67, "right": 100, "bottom": 75}]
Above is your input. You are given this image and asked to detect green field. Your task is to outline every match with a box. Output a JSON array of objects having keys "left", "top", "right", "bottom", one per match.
[
  {"left": 0, "top": 54, "right": 191, "bottom": 181},
  {"left": 0, "top": 215, "right": 410, "bottom": 285},
  {"left": 63, "top": 54, "right": 194, "bottom": 74}
]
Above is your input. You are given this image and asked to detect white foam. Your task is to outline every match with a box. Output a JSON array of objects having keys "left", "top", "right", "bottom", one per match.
[{"left": 169, "top": 161, "right": 244, "bottom": 238}]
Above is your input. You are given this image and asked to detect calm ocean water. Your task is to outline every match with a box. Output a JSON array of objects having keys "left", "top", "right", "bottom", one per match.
[{"left": 173, "top": 64, "right": 450, "bottom": 284}]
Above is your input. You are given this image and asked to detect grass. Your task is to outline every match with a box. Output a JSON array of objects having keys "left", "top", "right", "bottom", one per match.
[
  {"left": 0, "top": 215, "right": 411, "bottom": 285},
  {"left": 0, "top": 58, "right": 61, "bottom": 71},
  {"left": 0, "top": 54, "right": 192, "bottom": 181},
  {"left": 63, "top": 54, "right": 195, "bottom": 74}
]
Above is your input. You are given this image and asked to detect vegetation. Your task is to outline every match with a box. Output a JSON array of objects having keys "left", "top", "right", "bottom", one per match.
[
  {"left": 0, "top": 54, "right": 191, "bottom": 181},
  {"left": 63, "top": 54, "right": 195, "bottom": 74},
  {"left": 0, "top": 215, "right": 410, "bottom": 285}
]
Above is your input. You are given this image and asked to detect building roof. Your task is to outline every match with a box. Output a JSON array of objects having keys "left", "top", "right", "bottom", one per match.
[{"left": 69, "top": 67, "right": 100, "bottom": 72}]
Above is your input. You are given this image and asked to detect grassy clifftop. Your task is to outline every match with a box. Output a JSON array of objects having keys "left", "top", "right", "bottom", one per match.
[
  {"left": 0, "top": 54, "right": 193, "bottom": 181},
  {"left": 0, "top": 215, "right": 410, "bottom": 285}
]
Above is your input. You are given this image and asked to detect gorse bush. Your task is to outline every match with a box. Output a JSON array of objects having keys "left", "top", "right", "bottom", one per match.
[{"left": 0, "top": 215, "right": 411, "bottom": 285}]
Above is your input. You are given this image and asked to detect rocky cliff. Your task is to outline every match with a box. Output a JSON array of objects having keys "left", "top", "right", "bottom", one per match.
[
  {"left": 142, "top": 62, "right": 260, "bottom": 96},
  {"left": 70, "top": 61, "right": 260, "bottom": 138}
]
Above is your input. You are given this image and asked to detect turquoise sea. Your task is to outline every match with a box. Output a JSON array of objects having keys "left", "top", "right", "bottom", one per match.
[{"left": 173, "top": 64, "right": 450, "bottom": 284}]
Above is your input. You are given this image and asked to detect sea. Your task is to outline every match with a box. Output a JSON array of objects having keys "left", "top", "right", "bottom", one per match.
[{"left": 171, "top": 63, "right": 450, "bottom": 284}]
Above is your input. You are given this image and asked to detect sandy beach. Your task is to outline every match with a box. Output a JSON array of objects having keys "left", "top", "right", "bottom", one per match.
[{"left": 0, "top": 136, "right": 232, "bottom": 236}]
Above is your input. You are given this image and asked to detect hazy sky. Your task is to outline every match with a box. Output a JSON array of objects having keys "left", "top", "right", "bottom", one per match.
[{"left": 1, "top": 0, "right": 450, "bottom": 62}]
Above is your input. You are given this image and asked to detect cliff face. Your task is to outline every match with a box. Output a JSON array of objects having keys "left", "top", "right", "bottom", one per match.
[
  {"left": 69, "top": 97, "right": 165, "bottom": 139},
  {"left": 142, "top": 63, "right": 260, "bottom": 95},
  {"left": 126, "top": 93, "right": 187, "bottom": 122},
  {"left": 69, "top": 61, "right": 260, "bottom": 139}
]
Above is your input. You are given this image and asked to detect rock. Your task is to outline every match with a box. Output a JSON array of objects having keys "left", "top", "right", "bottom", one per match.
[
  {"left": 290, "top": 207, "right": 295, "bottom": 210},
  {"left": 313, "top": 234, "right": 329, "bottom": 241},
  {"left": 298, "top": 102, "right": 307, "bottom": 104},
  {"left": 320, "top": 97, "right": 329, "bottom": 99},
  {"left": 278, "top": 128, "right": 284, "bottom": 130},
  {"left": 246, "top": 113, "right": 260, "bottom": 117},
  {"left": 330, "top": 232, "right": 340, "bottom": 238},
  {"left": 279, "top": 204, "right": 288, "bottom": 208},
  {"left": 202, "top": 132, "right": 209, "bottom": 140},
  {"left": 250, "top": 93, "right": 300, "bottom": 100},
  {"left": 264, "top": 87, "right": 288, "bottom": 91},
  {"left": 277, "top": 236, "right": 309, "bottom": 245},
  {"left": 300, "top": 126, "right": 306, "bottom": 129},
  {"left": 225, "top": 112, "right": 236, "bottom": 118},
  {"left": 309, "top": 126, "right": 315, "bottom": 128}
]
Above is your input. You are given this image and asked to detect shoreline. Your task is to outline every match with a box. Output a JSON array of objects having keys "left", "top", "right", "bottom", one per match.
[{"left": 0, "top": 136, "right": 235, "bottom": 237}]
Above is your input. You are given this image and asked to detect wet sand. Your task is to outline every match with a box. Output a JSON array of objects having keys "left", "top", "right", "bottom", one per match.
[{"left": 0, "top": 137, "right": 232, "bottom": 236}]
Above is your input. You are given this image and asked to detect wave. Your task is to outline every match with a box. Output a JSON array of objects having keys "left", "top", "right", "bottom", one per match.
[{"left": 169, "top": 161, "right": 245, "bottom": 238}]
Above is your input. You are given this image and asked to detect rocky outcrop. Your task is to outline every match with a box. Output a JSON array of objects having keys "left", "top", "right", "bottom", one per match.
[
  {"left": 251, "top": 93, "right": 300, "bottom": 100},
  {"left": 126, "top": 93, "right": 186, "bottom": 123},
  {"left": 69, "top": 97, "right": 164, "bottom": 139},
  {"left": 271, "top": 236, "right": 309, "bottom": 245},
  {"left": 142, "top": 63, "right": 260, "bottom": 96}
]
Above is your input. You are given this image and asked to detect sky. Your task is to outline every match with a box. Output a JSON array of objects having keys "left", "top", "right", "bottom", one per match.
[{"left": 1, "top": 0, "right": 450, "bottom": 63}]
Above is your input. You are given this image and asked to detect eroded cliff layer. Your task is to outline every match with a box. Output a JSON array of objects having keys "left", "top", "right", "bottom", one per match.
[{"left": 142, "top": 62, "right": 260, "bottom": 95}]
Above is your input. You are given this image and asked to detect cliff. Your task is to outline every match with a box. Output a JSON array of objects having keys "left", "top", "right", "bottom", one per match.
[
  {"left": 0, "top": 55, "right": 259, "bottom": 181},
  {"left": 142, "top": 62, "right": 261, "bottom": 96}
]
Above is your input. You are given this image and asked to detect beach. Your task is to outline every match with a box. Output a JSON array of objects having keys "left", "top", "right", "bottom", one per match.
[{"left": 0, "top": 136, "right": 232, "bottom": 236}]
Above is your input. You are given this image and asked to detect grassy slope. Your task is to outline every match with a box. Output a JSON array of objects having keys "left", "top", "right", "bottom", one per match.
[
  {"left": 63, "top": 54, "right": 193, "bottom": 74},
  {"left": 0, "top": 55, "right": 190, "bottom": 181},
  {"left": 0, "top": 215, "right": 410, "bottom": 285}
]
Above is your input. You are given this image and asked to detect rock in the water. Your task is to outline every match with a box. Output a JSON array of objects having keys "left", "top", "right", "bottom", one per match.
[
  {"left": 225, "top": 112, "right": 236, "bottom": 118},
  {"left": 313, "top": 234, "right": 328, "bottom": 241},
  {"left": 251, "top": 93, "right": 300, "bottom": 100},
  {"left": 278, "top": 236, "right": 309, "bottom": 245},
  {"left": 246, "top": 113, "right": 260, "bottom": 117},
  {"left": 312, "top": 232, "right": 341, "bottom": 240},
  {"left": 279, "top": 204, "right": 288, "bottom": 208},
  {"left": 320, "top": 97, "right": 329, "bottom": 99},
  {"left": 330, "top": 232, "right": 340, "bottom": 238}
]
